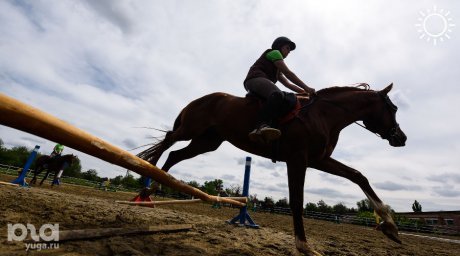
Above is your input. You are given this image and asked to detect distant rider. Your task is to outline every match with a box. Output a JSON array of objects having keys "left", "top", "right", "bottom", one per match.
[
  {"left": 49, "top": 143, "right": 65, "bottom": 185},
  {"left": 50, "top": 143, "right": 64, "bottom": 158}
]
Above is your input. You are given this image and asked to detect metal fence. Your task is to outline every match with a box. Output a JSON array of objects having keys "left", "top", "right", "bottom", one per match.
[
  {"left": 0, "top": 163, "right": 135, "bottom": 192},
  {"left": 254, "top": 206, "right": 459, "bottom": 236}
]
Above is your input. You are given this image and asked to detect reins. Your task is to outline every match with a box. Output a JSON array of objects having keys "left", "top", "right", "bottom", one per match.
[{"left": 312, "top": 92, "right": 384, "bottom": 139}]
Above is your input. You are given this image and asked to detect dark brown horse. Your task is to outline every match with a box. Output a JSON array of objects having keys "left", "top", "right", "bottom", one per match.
[
  {"left": 30, "top": 154, "right": 77, "bottom": 186},
  {"left": 139, "top": 83, "right": 407, "bottom": 255}
]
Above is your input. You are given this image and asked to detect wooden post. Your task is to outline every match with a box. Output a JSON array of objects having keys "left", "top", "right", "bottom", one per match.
[
  {"left": 0, "top": 93, "right": 244, "bottom": 207},
  {"left": 27, "top": 224, "right": 193, "bottom": 242}
]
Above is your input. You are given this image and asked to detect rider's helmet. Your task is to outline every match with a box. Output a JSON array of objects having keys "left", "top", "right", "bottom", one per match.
[
  {"left": 272, "top": 36, "right": 296, "bottom": 51},
  {"left": 54, "top": 143, "right": 64, "bottom": 154}
]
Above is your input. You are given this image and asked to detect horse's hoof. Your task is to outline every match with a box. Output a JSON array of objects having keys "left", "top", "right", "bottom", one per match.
[
  {"left": 295, "top": 237, "right": 322, "bottom": 256},
  {"left": 376, "top": 221, "right": 402, "bottom": 244}
]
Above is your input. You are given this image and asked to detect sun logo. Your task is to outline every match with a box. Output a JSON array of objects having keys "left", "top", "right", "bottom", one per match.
[{"left": 415, "top": 5, "right": 455, "bottom": 46}]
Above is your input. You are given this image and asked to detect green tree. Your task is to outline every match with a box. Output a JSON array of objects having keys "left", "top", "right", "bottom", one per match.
[
  {"left": 262, "top": 196, "right": 275, "bottom": 209},
  {"left": 187, "top": 180, "right": 201, "bottom": 188},
  {"left": 0, "top": 146, "right": 30, "bottom": 166},
  {"left": 201, "top": 179, "right": 223, "bottom": 195},
  {"left": 81, "top": 169, "right": 99, "bottom": 181},
  {"left": 317, "top": 200, "right": 332, "bottom": 213},
  {"left": 357, "top": 199, "right": 373, "bottom": 212},
  {"left": 225, "top": 184, "right": 242, "bottom": 197},
  {"left": 275, "top": 197, "right": 289, "bottom": 208},
  {"left": 412, "top": 200, "right": 422, "bottom": 212},
  {"left": 332, "top": 202, "right": 349, "bottom": 214},
  {"left": 305, "top": 202, "right": 318, "bottom": 212},
  {"left": 121, "top": 174, "right": 141, "bottom": 189},
  {"left": 111, "top": 175, "right": 123, "bottom": 185}
]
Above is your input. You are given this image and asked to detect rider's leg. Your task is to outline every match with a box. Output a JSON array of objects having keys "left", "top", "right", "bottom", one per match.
[
  {"left": 260, "top": 91, "right": 284, "bottom": 122},
  {"left": 244, "top": 77, "right": 280, "bottom": 98},
  {"left": 244, "top": 78, "right": 284, "bottom": 141}
]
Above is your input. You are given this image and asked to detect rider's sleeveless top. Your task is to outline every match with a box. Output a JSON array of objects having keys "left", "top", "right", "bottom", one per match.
[{"left": 244, "top": 49, "right": 282, "bottom": 84}]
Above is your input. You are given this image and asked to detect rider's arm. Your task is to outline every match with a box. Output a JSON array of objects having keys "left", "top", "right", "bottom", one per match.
[
  {"left": 274, "top": 60, "right": 315, "bottom": 94},
  {"left": 278, "top": 74, "right": 304, "bottom": 93}
]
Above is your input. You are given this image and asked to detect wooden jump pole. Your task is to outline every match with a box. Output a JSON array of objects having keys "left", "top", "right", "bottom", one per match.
[
  {"left": 115, "top": 196, "right": 247, "bottom": 206},
  {"left": 0, "top": 93, "right": 245, "bottom": 207},
  {"left": 0, "top": 181, "right": 20, "bottom": 187},
  {"left": 116, "top": 199, "right": 202, "bottom": 206}
]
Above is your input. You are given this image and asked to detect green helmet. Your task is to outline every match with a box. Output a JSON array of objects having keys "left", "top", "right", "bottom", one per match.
[
  {"left": 272, "top": 36, "right": 296, "bottom": 51},
  {"left": 54, "top": 143, "right": 64, "bottom": 153}
]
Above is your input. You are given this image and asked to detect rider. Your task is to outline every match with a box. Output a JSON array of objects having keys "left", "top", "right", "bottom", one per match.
[
  {"left": 50, "top": 143, "right": 64, "bottom": 158},
  {"left": 49, "top": 143, "right": 65, "bottom": 185},
  {"left": 244, "top": 36, "right": 315, "bottom": 142}
]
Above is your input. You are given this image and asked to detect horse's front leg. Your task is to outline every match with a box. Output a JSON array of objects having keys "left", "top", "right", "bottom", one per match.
[
  {"left": 286, "top": 156, "right": 321, "bottom": 256},
  {"left": 40, "top": 170, "right": 50, "bottom": 186},
  {"left": 312, "top": 157, "right": 401, "bottom": 244}
]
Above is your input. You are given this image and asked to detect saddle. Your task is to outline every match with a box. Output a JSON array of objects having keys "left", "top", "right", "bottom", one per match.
[
  {"left": 245, "top": 91, "right": 313, "bottom": 124},
  {"left": 245, "top": 92, "right": 315, "bottom": 163}
]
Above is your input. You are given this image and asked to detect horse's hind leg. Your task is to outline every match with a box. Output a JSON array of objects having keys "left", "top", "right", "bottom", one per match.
[
  {"left": 139, "top": 109, "right": 210, "bottom": 166},
  {"left": 162, "top": 128, "right": 224, "bottom": 171},
  {"left": 140, "top": 128, "right": 222, "bottom": 198},
  {"left": 30, "top": 168, "right": 40, "bottom": 184}
]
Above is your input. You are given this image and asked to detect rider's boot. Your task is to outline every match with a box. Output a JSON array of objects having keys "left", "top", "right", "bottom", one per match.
[{"left": 249, "top": 91, "right": 284, "bottom": 142}]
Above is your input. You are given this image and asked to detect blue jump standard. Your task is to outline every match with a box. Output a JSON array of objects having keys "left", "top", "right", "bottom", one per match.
[
  {"left": 227, "top": 156, "right": 259, "bottom": 228},
  {"left": 131, "top": 177, "right": 153, "bottom": 202},
  {"left": 11, "top": 145, "right": 40, "bottom": 187}
]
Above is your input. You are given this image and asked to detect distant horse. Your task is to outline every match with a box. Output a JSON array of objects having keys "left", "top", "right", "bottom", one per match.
[
  {"left": 30, "top": 154, "right": 78, "bottom": 186},
  {"left": 138, "top": 83, "right": 407, "bottom": 255}
]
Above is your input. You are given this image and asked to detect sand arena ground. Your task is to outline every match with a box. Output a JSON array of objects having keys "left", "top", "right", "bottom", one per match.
[{"left": 1, "top": 174, "right": 459, "bottom": 256}]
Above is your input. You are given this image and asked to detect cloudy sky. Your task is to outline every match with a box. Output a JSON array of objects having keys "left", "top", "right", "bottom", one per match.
[{"left": 1, "top": 0, "right": 459, "bottom": 212}]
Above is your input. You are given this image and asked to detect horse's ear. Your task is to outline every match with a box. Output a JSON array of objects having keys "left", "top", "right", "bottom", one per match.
[{"left": 381, "top": 83, "right": 393, "bottom": 95}]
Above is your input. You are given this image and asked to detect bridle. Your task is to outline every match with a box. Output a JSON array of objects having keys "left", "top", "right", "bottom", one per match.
[
  {"left": 376, "top": 93, "right": 400, "bottom": 140},
  {"left": 315, "top": 91, "right": 400, "bottom": 140}
]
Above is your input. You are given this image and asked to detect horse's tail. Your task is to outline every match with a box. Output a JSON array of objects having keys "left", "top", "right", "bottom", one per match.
[{"left": 137, "top": 110, "right": 183, "bottom": 166}]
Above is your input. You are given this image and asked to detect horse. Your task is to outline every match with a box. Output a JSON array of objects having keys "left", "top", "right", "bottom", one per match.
[
  {"left": 30, "top": 154, "right": 78, "bottom": 186},
  {"left": 138, "top": 83, "right": 407, "bottom": 255}
]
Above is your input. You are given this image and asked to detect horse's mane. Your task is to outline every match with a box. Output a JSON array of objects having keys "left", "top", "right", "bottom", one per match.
[{"left": 316, "top": 83, "right": 372, "bottom": 96}]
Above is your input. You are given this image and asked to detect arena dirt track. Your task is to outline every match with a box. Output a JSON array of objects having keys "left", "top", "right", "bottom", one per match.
[{"left": 1, "top": 175, "right": 459, "bottom": 256}]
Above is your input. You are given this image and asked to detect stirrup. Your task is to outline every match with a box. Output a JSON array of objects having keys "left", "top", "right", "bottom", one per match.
[{"left": 260, "top": 126, "right": 281, "bottom": 141}]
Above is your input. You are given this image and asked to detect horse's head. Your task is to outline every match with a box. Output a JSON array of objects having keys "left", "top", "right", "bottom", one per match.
[
  {"left": 71, "top": 154, "right": 79, "bottom": 162},
  {"left": 362, "top": 83, "right": 407, "bottom": 147},
  {"left": 64, "top": 154, "right": 79, "bottom": 164}
]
